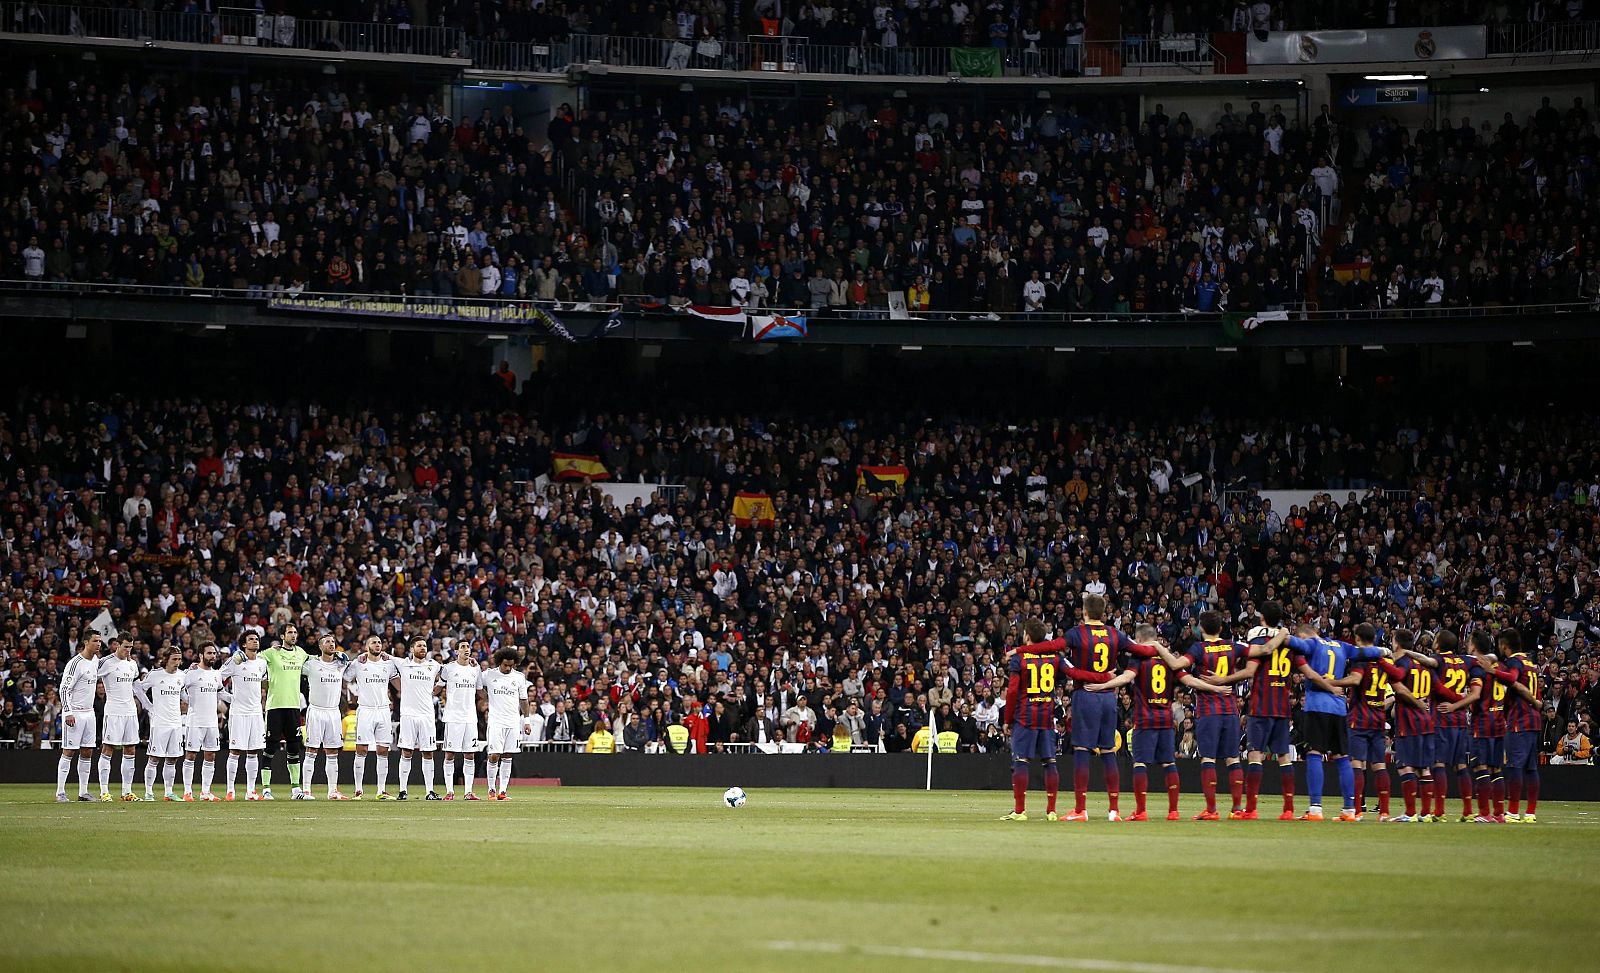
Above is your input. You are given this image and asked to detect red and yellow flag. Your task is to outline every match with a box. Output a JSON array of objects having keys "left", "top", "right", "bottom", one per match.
[
  {"left": 552, "top": 452, "right": 609, "bottom": 481},
  {"left": 732, "top": 492, "right": 776, "bottom": 527},
  {"left": 856, "top": 465, "right": 909, "bottom": 496}
]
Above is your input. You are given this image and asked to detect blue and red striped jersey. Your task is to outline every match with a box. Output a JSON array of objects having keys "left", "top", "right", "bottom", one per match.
[
  {"left": 1063, "top": 623, "right": 1133, "bottom": 682},
  {"left": 1128, "top": 657, "right": 1179, "bottom": 729},
  {"left": 1245, "top": 633, "right": 1299, "bottom": 719},
  {"left": 1185, "top": 638, "right": 1246, "bottom": 718},
  {"left": 1468, "top": 661, "right": 1508, "bottom": 738},
  {"left": 1387, "top": 656, "right": 1435, "bottom": 737},
  {"left": 1347, "top": 663, "right": 1392, "bottom": 731},
  {"left": 1434, "top": 654, "right": 1473, "bottom": 729},
  {"left": 1502, "top": 654, "right": 1543, "bottom": 733},
  {"left": 1007, "top": 650, "right": 1064, "bottom": 730}
]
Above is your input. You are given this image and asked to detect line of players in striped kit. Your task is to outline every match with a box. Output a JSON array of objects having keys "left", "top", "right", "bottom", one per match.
[
  {"left": 53, "top": 629, "right": 534, "bottom": 803},
  {"left": 1005, "top": 596, "right": 1545, "bottom": 824}
]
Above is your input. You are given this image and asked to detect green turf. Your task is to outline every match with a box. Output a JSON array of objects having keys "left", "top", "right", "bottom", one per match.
[{"left": 1, "top": 784, "right": 1594, "bottom": 973}]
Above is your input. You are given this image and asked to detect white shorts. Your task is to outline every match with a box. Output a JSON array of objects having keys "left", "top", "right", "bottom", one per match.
[
  {"left": 399, "top": 715, "right": 437, "bottom": 751},
  {"left": 185, "top": 725, "right": 221, "bottom": 752},
  {"left": 442, "top": 722, "right": 478, "bottom": 752},
  {"left": 485, "top": 724, "right": 522, "bottom": 756},
  {"left": 148, "top": 725, "right": 186, "bottom": 759},
  {"left": 229, "top": 712, "right": 266, "bottom": 751},
  {"left": 304, "top": 708, "right": 344, "bottom": 750},
  {"left": 102, "top": 713, "right": 140, "bottom": 747},
  {"left": 62, "top": 711, "right": 97, "bottom": 750},
  {"left": 355, "top": 709, "right": 394, "bottom": 748}
]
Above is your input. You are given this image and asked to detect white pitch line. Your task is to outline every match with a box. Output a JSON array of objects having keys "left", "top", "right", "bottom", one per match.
[{"left": 765, "top": 941, "right": 1294, "bottom": 973}]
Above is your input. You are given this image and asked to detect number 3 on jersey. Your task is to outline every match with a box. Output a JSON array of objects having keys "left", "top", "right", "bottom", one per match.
[
  {"left": 1092, "top": 641, "right": 1110, "bottom": 672},
  {"left": 1026, "top": 661, "right": 1056, "bottom": 695}
]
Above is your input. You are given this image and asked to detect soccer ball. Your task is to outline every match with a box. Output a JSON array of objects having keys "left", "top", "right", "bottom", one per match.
[
  {"left": 722, "top": 787, "right": 747, "bottom": 809},
  {"left": 1248, "top": 625, "right": 1273, "bottom": 641}
]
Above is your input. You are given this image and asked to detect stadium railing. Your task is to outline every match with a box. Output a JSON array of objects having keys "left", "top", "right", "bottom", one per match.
[
  {"left": 1487, "top": 19, "right": 1600, "bottom": 60},
  {"left": 2, "top": 281, "right": 1595, "bottom": 329},
  {"left": 0, "top": 2, "right": 468, "bottom": 60}
]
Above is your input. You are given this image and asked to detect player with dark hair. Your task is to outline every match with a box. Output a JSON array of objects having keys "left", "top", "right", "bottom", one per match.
[
  {"left": 260, "top": 623, "right": 309, "bottom": 800},
  {"left": 1237, "top": 602, "right": 1302, "bottom": 819},
  {"left": 1156, "top": 611, "right": 1248, "bottom": 820},
  {"left": 1494, "top": 630, "right": 1542, "bottom": 823},
  {"left": 1001, "top": 619, "right": 1115, "bottom": 821},
  {"left": 1092, "top": 624, "right": 1228, "bottom": 821},
  {"left": 1346, "top": 652, "right": 1394, "bottom": 821},
  {"left": 479, "top": 647, "right": 531, "bottom": 801},
  {"left": 1461, "top": 630, "right": 1509, "bottom": 822},
  {"left": 1284, "top": 622, "right": 1389, "bottom": 821},
  {"left": 1056, "top": 594, "right": 1159, "bottom": 822},
  {"left": 1372, "top": 630, "right": 1462, "bottom": 822},
  {"left": 1423, "top": 631, "right": 1476, "bottom": 820}
]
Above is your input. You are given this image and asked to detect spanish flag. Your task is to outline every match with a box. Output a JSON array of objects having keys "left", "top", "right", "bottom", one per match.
[
  {"left": 857, "top": 465, "right": 909, "bottom": 496},
  {"left": 552, "top": 452, "right": 609, "bottom": 481},
  {"left": 731, "top": 491, "right": 776, "bottom": 527}
]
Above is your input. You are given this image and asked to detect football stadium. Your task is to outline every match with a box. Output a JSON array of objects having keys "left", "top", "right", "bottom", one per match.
[{"left": 2, "top": 2, "right": 1600, "bottom": 971}]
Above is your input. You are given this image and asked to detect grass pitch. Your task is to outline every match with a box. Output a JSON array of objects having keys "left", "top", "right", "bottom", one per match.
[{"left": 1, "top": 785, "right": 1595, "bottom": 973}]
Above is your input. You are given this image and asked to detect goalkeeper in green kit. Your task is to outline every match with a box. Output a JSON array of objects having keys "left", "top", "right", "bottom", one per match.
[{"left": 259, "top": 622, "right": 310, "bottom": 800}]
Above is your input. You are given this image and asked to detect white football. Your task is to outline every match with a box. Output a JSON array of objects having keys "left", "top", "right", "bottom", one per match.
[
  {"left": 1248, "top": 626, "right": 1273, "bottom": 641},
  {"left": 722, "top": 786, "right": 748, "bottom": 808}
]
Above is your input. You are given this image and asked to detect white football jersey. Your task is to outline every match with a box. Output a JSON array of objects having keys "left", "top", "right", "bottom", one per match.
[
  {"left": 98, "top": 656, "right": 142, "bottom": 717},
  {"left": 441, "top": 663, "right": 481, "bottom": 724},
  {"left": 219, "top": 655, "right": 268, "bottom": 717},
  {"left": 394, "top": 657, "right": 442, "bottom": 719},
  {"left": 60, "top": 653, "right": 100, "bottom": 713},
  {"left": 346, "top": 656, "right": 398, "bottom": 711},
  {"left": 184, "top": 668, "right": 225, "bottom": 729},
  {"left": 141, "top": 669, "right": 186, "bottom": 729},
  {"left": 478, "top": 668, "right": 528, "bottom": 728},
  {"left": 302, "top": 657, "right": 346, "bottom": 710}
]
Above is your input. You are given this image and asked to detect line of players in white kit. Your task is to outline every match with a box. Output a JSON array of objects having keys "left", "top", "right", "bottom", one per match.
[{"left": 54, "top": 631, "right": 534, "bottom": 803}]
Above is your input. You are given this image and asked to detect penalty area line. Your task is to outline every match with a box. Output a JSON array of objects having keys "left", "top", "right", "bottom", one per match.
[{"left": 764, "top": 940, "right": 1296, "bottom": 973}]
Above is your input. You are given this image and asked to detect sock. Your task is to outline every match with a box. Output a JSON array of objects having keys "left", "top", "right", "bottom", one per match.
[
  {"left": 1459, "top": 771, "right": 1474, "bottom": 816},
  {"left": 245, "top": 755, "right": 260, "bottom": 793},
  {"left": 1102, "top": 754, "right": 1120, "bottom": 814},
  {"left": 500, "top": 761, "right": 513, "bottom": 792},
  {"left": 182, "top": 758, "right": 196, "bottom": 794},
  {"left": 422, "top": 755, "right": 435, "bottom": 791},
  {"left": 1133, "top": 766, "right": 1148, "bottom": 815},
  {"left": 1227, "top": 764, "right": 1244, "bottom": 812},
  {"left": 1335, "top": 756, "right": 1355, "bottom": 810},
  {"left": 1400, "top": 772, "right": 1417, "bottom": 816},
  {"left": 1305, "top": 753, "right": 1324, "bottom": 810},
  {"left": 78, "top": 757, "right": 92, "bottom": 795},
  {"left": 201, "top": 759, "right": 216, "bottom": 794},
  {"left": 303, "top": 752, "right": 317, "bottom": 789},
  {"left": 1044, "top": 765, "right": 1060, "bottom": 814},
  {"left": 462, "top": 754, "right": 475, "bottom": 793},
  {"left": 1353, "top": 766, "right": 1365, "bottom": 810},
  {"left": 1280, "top": 762, "right": 1295, "bottom": 813},
  {"left": 1418, "top": 776, "right": 1433, "bottom": 816},
  {"left": 377, "top": 753, "right": 391, "bottom": 791},
  {"left": 1245, "top": 761, "right": 1263, "bottom": 813},
  {"left": 163, "top": 760, "right": 175, "bottom": 793},
  {"left": 288, "top": 759, "right": 301, "bottom": 788},
  {"left": 1526, "top": 771, "right": 1539, "bottom": 814},
  {"left": 354, "top": 752, "right": 369, "bottom": 791},
  {"left": 56, "top": 754, "right": 71, "bottom": 794},
  {"left": 1200, "top": 763, "right": 1218, "bottom": 813},
  {"left": 1492, "top": 776, "right": 1505, "bottom": 817},
  {"left": 1072, "top": 754, "right": 1089, "bottom": 813},
  {"left": 1432, "top": 766, "right": 1448, "bottom": 817},
  {"left": 1011, "top": 764, "right": 1028, "bottom": 814},
  {"left": 325, "top": 753, "right": 340, "bottom": 794},
  {"left": 1165, "top": 767, "right": 1181, "bottom": 814},
  {"left": 144, "top": 756, "right": 158, "bottom": 795},
  {"left": 98, "top": 754, "right": 111, "bottom": 793},
  {"left": 400, "top": 755, "right": 414, "bottom": 792},
  {"left": 443, "top": 754, "right": 457, "bottom": 794},
  {"left": 1507, "top": 768, "right": 1524, "bottom": 814},
  {"left": 262, "top": 756, "right": 273, "bottom": 788},
  {"left": 121, "top": 754, "right": 134, "bottom": 794},
  {"left": 1474, "top": 772, "right": 1491, "bottom": 817},
  {"left": 490, "top": 760, "right": 503, "bottom": 792},
  {"left": 1376, "top": 768, "right": 1390, "bottom": 817},
  {"left": 225, "top": 754, "right": 240, "bottom": 795}
]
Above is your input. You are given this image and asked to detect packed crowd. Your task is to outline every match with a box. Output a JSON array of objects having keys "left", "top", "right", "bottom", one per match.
[
  {"left": 1, "top": 384, "right": 1598, "bottom": 760},
  {"left": 1320, "top": 96, "right": 1599, "bottom": 312}
]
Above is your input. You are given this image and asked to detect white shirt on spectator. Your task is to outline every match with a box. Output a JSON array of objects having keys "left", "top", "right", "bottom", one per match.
[{"left": 22, "top": 244, "right": 45, "bottom": 278}]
